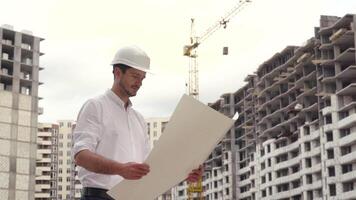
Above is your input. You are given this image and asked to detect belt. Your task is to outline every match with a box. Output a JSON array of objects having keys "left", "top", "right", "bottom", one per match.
[{"left": 82, "top": 187, "right": 114, "bottom": 200}]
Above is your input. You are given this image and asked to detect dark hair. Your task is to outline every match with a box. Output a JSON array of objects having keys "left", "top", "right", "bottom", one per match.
[{"left": 112, "top": 64, "right": 132, "bottom": 74}]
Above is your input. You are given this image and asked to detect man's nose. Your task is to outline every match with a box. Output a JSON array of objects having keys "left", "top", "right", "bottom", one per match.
[{"left": 136, "top": 79, "right": 143, "bottom": 86}]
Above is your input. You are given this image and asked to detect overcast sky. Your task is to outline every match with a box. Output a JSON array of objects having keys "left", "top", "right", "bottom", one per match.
[{"left": 1, "top": 0, "right": 355, "bottom": 123}]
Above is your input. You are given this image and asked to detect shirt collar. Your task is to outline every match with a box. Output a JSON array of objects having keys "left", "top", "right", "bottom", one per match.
[{"left": 106, "top": 89, "right": 132, "bottom": 109}]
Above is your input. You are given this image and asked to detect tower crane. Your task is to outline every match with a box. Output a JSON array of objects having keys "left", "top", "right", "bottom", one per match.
[
  {"left": 183, "top": 0, "right": 252, "bottom": 100},
  {"left": 183, "top": 0, "right": 252, "bottom": 199}
]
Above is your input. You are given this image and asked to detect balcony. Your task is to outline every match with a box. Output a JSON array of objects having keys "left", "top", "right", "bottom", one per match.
[
  {"left": 336, "top": 65, "right": 356, "bottom": 79},
  {"left": 323, "top": 123, "right": 334, "bottom": 132},
  {"left": 338, "top": 112, "right": 356, "bottom": 129},
  {"left": 302, "top": 147, "right": 321, "bottom": 159},
  {"left": 337, "top": 83, "right": 356, "bottom": 96},
  {"left": 335, "top": 48, "right": 355, "bottom": 63},
  {"left": 37, "top": 158, "right": 51, "bottom": 163},
  {"left": 325, "top": 140, "right": 338, "bottom": 150},
  {"left": 258, "top": 58, "right": 294, "bottom": 85},
  {"left": 319, "top": 43, "right": 333, "bottom": 50},
  {"left": 309, "top": 180, "right": 322, "bottom": 190},
  {"left": 339, "top": 151, "right": 356, "bottom": 164},
  {"left": 301, "top": 130, "right": 320, "bottom": 143},
  {"left": 237, "top": 166, "right": 250, "bottom": 174},
  {"left": 239, "top": 190, "right": 252, "bottom": 199},
  {"left": 275, "top": 170, "right": 301, "bottom": 185},
  {"left": 322, "top": 106, "right": 334, "bottom": 115},
  {"left": 273, "top": 187, "right": 303, "bottom": 200},
  {"left": 272, "top": 141, "right": 299, "bottom": 158},
  {"left": 340, "top": 170, "right": 356, "bottom": 182},
  {"left": 36, "top": 175, "right": 51, "bottom": 181},
  {"left": 34, "top": 193, "right": 51, "bottom": 198},
  {"left": 37, "top": 149, "right": 51, "bottom": 154},
  {"left": 339, "top": 102, "right": 356, "bottom": 112},
  {"left": 325, "top": 159, "right": 338, "bottom": 167},
  {"left": 304, "top": 102, "right": 318, "bottom": 112},
  {"left": 332, "top": 30, "right": 354, "bottom": 46},
  {"left": 339, "top": 130, "right": 356, "bottom": 146},
  {"left": 275, "top": 155, "right": 301, "bottom": 170},
  {"left": 303, "top": 163, "right": 322, "bottom": 174},
  {"left": 37, "top": 131, "right": 51, "bottom": 137},
  {"left": 319, "top": 59, "right": 334, "bottom": 67},
  {"left": 37, "top": 140, "right": 52, "bottom": 146},
  {"left": 340, "top": 190, "right": 356, "bottom": 200},
  {"left": 36, "top": 166, "right": 51, "bottom": 173},
  {"left": 237, "top": 178, "right": 250, "bottom": 187}
]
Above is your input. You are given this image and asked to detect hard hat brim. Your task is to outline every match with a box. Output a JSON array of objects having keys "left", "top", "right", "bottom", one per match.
[{"left": 111, "top": 59, "right": 153, "bottom": 74}]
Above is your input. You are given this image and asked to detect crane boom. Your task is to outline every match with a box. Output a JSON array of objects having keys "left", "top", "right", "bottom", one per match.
[
  {"left": 184, "top": 0, "right": 251, "bottom": 58},
  {"left": 199, "top": 0, "right": 251, "bottom": 45}
]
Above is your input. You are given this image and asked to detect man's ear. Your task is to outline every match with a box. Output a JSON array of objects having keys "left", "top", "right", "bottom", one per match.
[{"left": 113, "top": 67, "right": 122, "bottom": 80}]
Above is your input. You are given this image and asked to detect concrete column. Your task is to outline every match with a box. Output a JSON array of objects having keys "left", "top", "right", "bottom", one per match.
[
  {"left": 354, "top": 15, "right": 356, "bottom": 62},
  {"left": 9, "top": 58, "right": 19, "bottom": 200},
  {"left": 13, "top": 32, "right": 21, "bottom": 94},
  {"left": 29, "top": 36, "right": 40, "bottom": 199},
  {"left": 0, "top": 29, "right": 2, "bottom": 68}
]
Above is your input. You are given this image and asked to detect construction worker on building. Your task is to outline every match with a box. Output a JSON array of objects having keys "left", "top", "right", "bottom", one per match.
[{"left": 72, "top": 45, "right": 202, "bottom": 200}]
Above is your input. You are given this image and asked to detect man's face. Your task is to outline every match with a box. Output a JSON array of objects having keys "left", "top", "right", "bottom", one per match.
[{"left": 118, "top": 67, "right": 146, "bottom": 97}]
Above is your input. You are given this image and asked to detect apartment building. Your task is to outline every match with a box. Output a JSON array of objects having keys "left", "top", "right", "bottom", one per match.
[
  {"left": 229, "top": 14, "right": 355, "bottom": 200},
  {"left": 172, "top": 14, "right": 356, "bottom": 200},
  {"left": 36, "top": 123, "right": 59, "bottom": 200},
  {"left": 0, "top": 25, "right": 43, "bottom": 200},
  {"left": 70, "top": 124, "right": 82, "bottom": 200},
  {"left": 146, "top": 117, "right": 169, "bottom": 149},
  {"left": 36, "top": 121, "right": 81, "bottom": 200},
  {"left": 316, "top": 14, "right": 356, "bottom": 200},
  {"left": 57, "top": 120, "right": 82, "bottom": 200},
  {"left": 201, "top": 94, "right": 237, "bottom": 200}
]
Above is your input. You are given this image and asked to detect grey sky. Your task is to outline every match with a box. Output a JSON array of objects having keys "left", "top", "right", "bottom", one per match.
[{"left": 1, "top": 0, "right": 355, "bottom": 123}]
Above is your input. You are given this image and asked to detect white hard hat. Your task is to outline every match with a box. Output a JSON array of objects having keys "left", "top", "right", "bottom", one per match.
[{"left": 111, "top": 45, "right": 152, "bottom": 73}]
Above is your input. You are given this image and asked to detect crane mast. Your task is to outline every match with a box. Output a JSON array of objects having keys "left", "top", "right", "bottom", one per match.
[
  {"left": 187, "top": 18, "right": 199, "bottom": 99},
  {"left": 183, "top": 0, "right": 252, "bottom": 199}
]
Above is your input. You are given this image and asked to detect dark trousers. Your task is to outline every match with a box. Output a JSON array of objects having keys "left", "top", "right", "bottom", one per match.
[{"left": 81, "top": 187, "right": 114, "bottom": 200}]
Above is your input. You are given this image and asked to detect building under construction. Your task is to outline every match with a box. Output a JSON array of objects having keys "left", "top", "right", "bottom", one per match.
[
  {"left": 175, "top": 14, "right": 356, "bottom": 200},
  {"left": 0, "top": 25, "right": 43, "bottom": 200}
]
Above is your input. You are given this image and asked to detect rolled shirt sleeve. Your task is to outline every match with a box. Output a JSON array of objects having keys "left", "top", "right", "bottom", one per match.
[{"left": 72, "top": 99, "right": 102, "bottom": 159}]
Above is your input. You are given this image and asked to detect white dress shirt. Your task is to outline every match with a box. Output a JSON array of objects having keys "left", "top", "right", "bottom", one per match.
[{"left": 72, "top": 90, "right": 151, "bottom": 189}]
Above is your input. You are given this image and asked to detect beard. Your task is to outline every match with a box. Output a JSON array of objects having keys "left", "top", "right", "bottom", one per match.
[{"left": 119, "top": 80, "right": 138, "bottom": 97}]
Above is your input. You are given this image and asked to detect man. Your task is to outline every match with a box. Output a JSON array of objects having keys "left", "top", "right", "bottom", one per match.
[{"left": 73, "top": 45, "right": 201, "bottom": 200}]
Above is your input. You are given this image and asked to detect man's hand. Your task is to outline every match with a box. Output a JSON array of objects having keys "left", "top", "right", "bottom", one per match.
[
  {"left": 186, "top": 165, "right": 203, "bottom": 183},
  {"left": 118, "top": 162, "right": 150, "bottom": 180}
]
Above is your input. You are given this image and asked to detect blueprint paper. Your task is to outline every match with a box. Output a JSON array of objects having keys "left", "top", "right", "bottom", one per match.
[{"left": 108, "top": 94, "right": 236, "bottom": 200}]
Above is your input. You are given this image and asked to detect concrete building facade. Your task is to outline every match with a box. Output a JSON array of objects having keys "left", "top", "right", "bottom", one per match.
[
  {"left": 70, "top": 124, "right": 82, "bottom": 200},
  {"left": 214, "top": 14, "right": 356, "bottom": 200},
  {"left": 57, "top": 120, "right": 82, "bottom": 200},
  {"left": 146, "top": 117, "right": 170, "bottom": 149},
  {"left": 0, "top": 25, "right": 43, "bottom": 200},
  {"left": 36, "top": 123, "right": 59, "bottom": 200},
  {"left": 173, "top": 14, "right": 356, "bottom": 200},
  {"left": 35, "top": 120, "right": 82, "bottom": 200}
]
